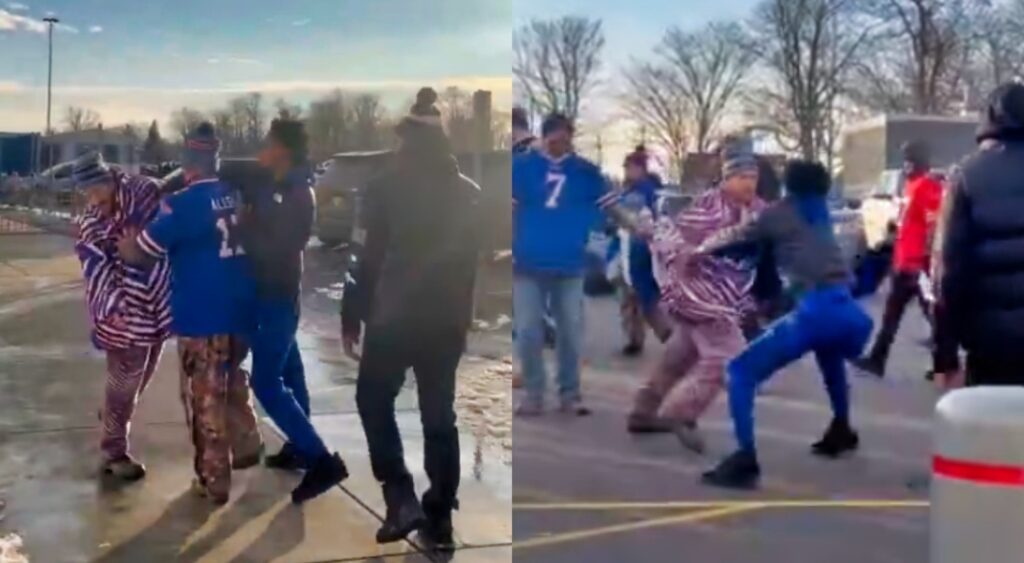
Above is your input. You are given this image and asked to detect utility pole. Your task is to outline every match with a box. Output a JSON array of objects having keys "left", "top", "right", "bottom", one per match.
[{"left": 43, "top": 16, "right": 58, "bottom": 171}]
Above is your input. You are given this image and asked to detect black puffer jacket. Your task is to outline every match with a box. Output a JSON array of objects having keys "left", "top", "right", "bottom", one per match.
[
  {"left": 939, "top": 83, "right": 1024, "bottom": 356},
  {"left": 340, "top": 147, "right": 481, "bottom": 336}
]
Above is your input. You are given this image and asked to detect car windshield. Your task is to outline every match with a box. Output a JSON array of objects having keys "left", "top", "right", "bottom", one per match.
[{"left": 875, "top": 170, "right": 903, "bottom": 198}]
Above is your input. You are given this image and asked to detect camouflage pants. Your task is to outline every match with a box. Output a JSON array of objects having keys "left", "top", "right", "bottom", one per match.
[
  {"left": 178, "top": 335, "right": 262, "bottom": 500},
  {"left": 617, "top": 282, "right": 647, "bottom": 348},
  {"left": 631, "top": 317, "right": 744, "bottom": 423}
]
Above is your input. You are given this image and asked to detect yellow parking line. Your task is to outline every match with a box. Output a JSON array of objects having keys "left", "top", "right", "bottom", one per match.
[
  {"left": 512, "top": 504, "right": 764, "bottom": 551},
  {"left": 514, "top": 499, "right": 929, "bottom": 511}
]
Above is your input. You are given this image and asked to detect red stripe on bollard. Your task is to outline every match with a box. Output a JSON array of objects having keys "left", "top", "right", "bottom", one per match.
[{"left": 933, "top": 455, "right": 1024, "bottom": 486}]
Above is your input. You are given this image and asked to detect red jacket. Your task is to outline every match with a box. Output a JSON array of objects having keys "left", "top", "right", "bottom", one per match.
[{"left": 893, "top": 172, "right": 943, "bottom": 273}]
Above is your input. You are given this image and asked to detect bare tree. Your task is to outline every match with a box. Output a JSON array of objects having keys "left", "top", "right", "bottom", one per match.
[
  {"left": 660, "top": 22, "right": 758, "bottom": 152},
  {"left": 850, "top": 0, "right": 982, "bottom": 114},
  {"left": 306, "top": 89, "right": 350, "bottom": 159},
  {"left": 274, "top": 98, "right": 303, "bottom": 120},
  {"left": 350, "top": 94, "right": 387, "bottom": 150},
  {"left": 63, "top": 106, "right": 102, "bottom": 132},
  {"left": 513, "top": 16, "right": 605, "bottom": 120},
  {"left": 750, "top": 0, "right": 875, "bottom": 162},
  {"left": 970, "top": 0, "right": 1024, "bottom": 100},
  {"left": 438, "top": 86, "right": 475, "bottom": 151},
  {"left": 621, "top": 62, "right": 690, "bottom": 178},
  {"left": 169, "top": 107, "right": 206, "bottom": 142},
  {"left": 241, "top": 92, "right": 266, "bottom": 145}
]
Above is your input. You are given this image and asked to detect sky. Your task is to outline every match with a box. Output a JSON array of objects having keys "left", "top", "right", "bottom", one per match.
[
  {"left": 514, "top": 0, "right": 761, "bottom": 173},
  {"left": 0, "top": 0, "right": 512, "bottom": 133}
]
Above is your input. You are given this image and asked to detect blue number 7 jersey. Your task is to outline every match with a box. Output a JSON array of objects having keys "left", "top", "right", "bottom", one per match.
[
  {"left": 512, "top": 150, "right": 616, "bottom": 275},
  {"left": 139, "top": 179, "right": 255, "bottom": 336}
]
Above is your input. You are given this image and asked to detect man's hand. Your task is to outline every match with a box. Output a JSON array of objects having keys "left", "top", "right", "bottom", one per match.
[
  {"left": 116, "top": 228, "right": 142, "bottom": 263},
  {"left": 934, "top": 370, "right": 964, "bottom": 393},
  {"left": 342, "top": 327, "right": 362, "bottom": 361}
]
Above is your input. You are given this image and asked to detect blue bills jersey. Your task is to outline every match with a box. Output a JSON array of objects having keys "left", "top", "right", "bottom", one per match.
[
  {"left": 512, "top": 151, "right": 616, "bottom": 275},
  {"left": 139, "top": 179, "right": 255, "bottom": 336}
]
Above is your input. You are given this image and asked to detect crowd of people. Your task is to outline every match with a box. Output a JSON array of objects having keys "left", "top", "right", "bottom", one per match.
[
  {"left": 510, "top": 80, "right": 1024, "bottom": 489},
  {"left": 74, "top": 87, "right": 477, "bottom": 549}
]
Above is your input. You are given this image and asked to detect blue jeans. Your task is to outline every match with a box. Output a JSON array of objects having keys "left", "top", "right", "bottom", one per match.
[
  {"left": 514, "top": 273, "right": 584, "bottom": 402},
  {"left": 727, "top": 286, "right": 873, "bottom": 454},
  {"left": 250, "top": 298, "right": 327, "bottom": 461}
]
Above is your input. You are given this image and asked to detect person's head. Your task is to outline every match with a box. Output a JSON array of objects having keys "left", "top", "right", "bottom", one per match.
[
  {"left": 719, "top": 146, "right": 759, "bottom": 204},
  {"left": 901, "top": 140, "right": 930, "bottom": 176},
  {"left": 977, "top": 81, "right": 1024, "bottom": 144},
  {"left": 541, "top": 112, "right": 574, "bottom": 158},
  {"left": 512, "top": 106, "right": 530, "bottom": 136},
  {"left": 783, "top": 159, "right": 831, "bottom": 199},
  {"left": 623, "top": 145, "right": 649, "bottom": 183},
  {"left": 395, "top": 87, "right": 449, "bottom": 156},
  {"left": 181, "top": 121, "right": 220, "bottom": 183},
  {"left": 72, "top": 151, "right": 115, "bottom": 214},
  {"left": 259, "top": 118, "right": 309, "bottom": 173}
]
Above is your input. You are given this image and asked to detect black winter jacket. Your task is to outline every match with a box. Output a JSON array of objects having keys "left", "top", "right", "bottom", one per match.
[
  {"left": 340, "top": 150, "right": 481, "bottom": 336},
  {"left": 239, "top": 164, "right": 315, "bottom": 303},
  {"left": 939, "top": 85, "right": 1024, "bottom": 356}
]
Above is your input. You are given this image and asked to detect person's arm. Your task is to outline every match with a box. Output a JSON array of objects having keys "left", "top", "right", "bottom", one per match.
[
  {"left": 936, "top": 171, "right": 972, "bottom": 354},
  {"left": 340, "top": 179, "right": 390, "bottom": 352},
  {"left": 695, "top": 210, "right": 769, "bottom": 256},
  {"left": 75, "top": 209, "right": 123, "bottom": 324},
  {"left": 121, "top": 197, "right": 188, "bottom": 266}
]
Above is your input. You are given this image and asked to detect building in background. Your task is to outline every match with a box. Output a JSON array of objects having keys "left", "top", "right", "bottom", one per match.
[
  {"left": 38, "top": 127, "right": 141, "bottom": 173},
  {"left": 0, "top": 133, "right": 41, "bottom": 176}
]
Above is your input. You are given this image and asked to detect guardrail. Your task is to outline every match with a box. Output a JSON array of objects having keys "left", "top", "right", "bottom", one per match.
[{"left": 0, "top": 190, "right": 82, "bottom": 235}]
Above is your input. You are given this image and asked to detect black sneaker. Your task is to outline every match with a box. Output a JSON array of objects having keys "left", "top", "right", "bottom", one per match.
[
  {"left": 626, "top": 412, "right": 673, "bottom": 434},
  {"left": 376, "top": 482, "right": 427, "bottom": 544},
  {"left": 100, "top": 455, "right": 147, "bottom": 482},
  {"left": 811, "top": 419, "right": 859, "bottom": 458},
  {"left": 266, "top": 442, "right": 306, "bottom": 471},
  {"left": 622, "top": 342, "right": 643, "bottom": 357},
  {"left": 702, "top": 449, "right": 761, "bottom": 490},
  {"left": 850, "top": 356, "right": 885, "bottom": 378},
  {"left": 291, "top": 452, "right": 348, "bottom": 504}
]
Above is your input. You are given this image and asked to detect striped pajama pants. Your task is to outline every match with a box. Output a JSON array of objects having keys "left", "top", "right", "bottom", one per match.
[
  {"left": 102, "top": 344, "right": 164, "bottom": 461},
  {"left": 631, "top": 317, "right": 745, "bottom": 423}
]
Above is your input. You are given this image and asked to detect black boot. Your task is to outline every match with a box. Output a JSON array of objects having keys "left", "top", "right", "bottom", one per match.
[
  {"left": 850, "top": 355, "right": 885, "bottom": 378},
  {"left": 376, "top": 481, "right": 427, "bottom": 544},
  {"left": 622, "top": 342, "right": 643, "bottom": 357},
  {"left": 701, "top": 449, "right": 761, "bottom": 490},
  {"left": 266, "top": 442, "right": 307, "bottom": 471},
  {"left": 291, "top": 452, "right": 348, "bottom": 504},
  {"left": 811, "top": 419, "right": 859, "bottom": 458},
  {"left": 421, "top": 493, "right": 457, "bottom": 551}
]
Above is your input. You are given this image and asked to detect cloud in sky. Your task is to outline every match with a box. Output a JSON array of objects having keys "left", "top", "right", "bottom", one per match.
[
  {"left": 0, "top": 8, "right": 78, "bottom": 33},
  {"left": 291, "top": 18, "right": 311, "bottom": 27},
  {"left": 206, "top": 56, "right": 263, "bottom": 66},
  {"left": 88, "top": 25, "right": 101, "bottom": 33},
  {"left": 6, "top": 2, "right": 27, "bottom": 11}
]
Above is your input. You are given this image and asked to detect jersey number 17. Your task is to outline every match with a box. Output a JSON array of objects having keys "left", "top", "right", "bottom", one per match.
[{"left": 216, "top": 213, "right": 245, "bottom": 258}]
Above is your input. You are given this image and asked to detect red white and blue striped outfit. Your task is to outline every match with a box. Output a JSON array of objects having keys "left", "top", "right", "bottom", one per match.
[{"left": 75, "top": 173, "right": 171, "bottom": 350}]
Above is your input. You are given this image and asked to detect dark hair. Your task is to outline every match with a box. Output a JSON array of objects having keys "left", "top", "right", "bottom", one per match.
[
  {"left": 512, "top": 106, "right": 529, "bottom": 131},
  {"left": 268, "top": 118, "right": 308, "bottom": 164},
  {"left": 541, "top": 112, "right": 574, "bottom": 138},
  {"left": 411, "top": 87, "right": 441, "bottom": 118},
  {"left": 784, "top": 159, "right": 831, "bottom": 197},
  {"left": 901, "top": 140, "right": 930, "bottom": 170}
]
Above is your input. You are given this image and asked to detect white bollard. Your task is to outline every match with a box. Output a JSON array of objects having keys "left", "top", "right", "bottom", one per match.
[{"left": 932, "top": 387, "right": 1024, "bottom": 563}]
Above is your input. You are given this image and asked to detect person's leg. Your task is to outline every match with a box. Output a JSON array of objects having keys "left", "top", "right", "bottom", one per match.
[
  {"left": 100, "top": 346, "right": 155, "bottom": 479},
  {"left": 282, "top": 342, "right": 311, "bottom": 417},
  {"left": 513, "top": 274, "right": 548, "bottom": 411},
  {"left": 810, "top": 348, "right": 861, "bottom": 457},
  {"left": 412, "top": 328, "right": 465, "bottom": 546},
  {"left": 857, "top": 271, "right": 917, "bottom": 375},
  {"left": 628, "top": 319, "right": 697, "bottom": 432},
  {"left": 550, "top": 275, "right": 586, "bottom": 411},
  {"left": 659, "top": 320, "right": 745, "bottom": 423},
  {"left": 702, "top": 313, "right": 808, "bottom": 489},
  {"left": 356, "top": 325, "right": 424, "bottom": 542},
  {"left": 618, "top": 284, "right": 645, "bottom": 355},
  {"left": 250, "top": 299, "right": 329, "bottom": 462},
  {"left": 178, "top": 336, "right": 232, "bottom": 504},
  {"left": 225, "top": 336, "right": 263, "bottom": 468}
]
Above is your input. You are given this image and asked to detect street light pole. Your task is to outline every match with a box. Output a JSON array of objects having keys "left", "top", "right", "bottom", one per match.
[{"left": 43, "top": 16, "right": 58, "bottom": 172}]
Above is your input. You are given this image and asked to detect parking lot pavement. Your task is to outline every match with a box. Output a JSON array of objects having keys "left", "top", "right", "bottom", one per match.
[
  {"left": 0, "top": 234, "right": 511, "bottom": 562},
  {"left": 513, "top": 295, "right": 935, "bottom": 563}
]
